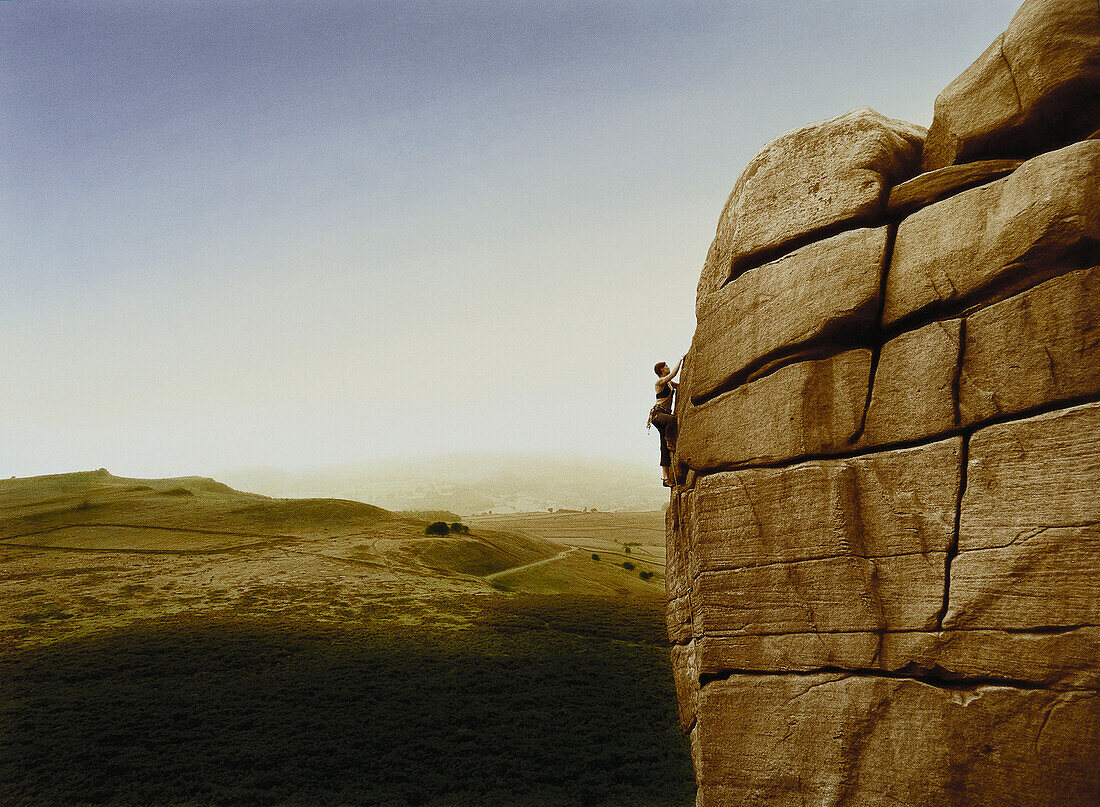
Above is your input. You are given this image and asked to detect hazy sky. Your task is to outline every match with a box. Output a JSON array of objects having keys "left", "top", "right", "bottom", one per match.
[{"left": 2, "top": 0, "right": 1021, "bottom": 479}]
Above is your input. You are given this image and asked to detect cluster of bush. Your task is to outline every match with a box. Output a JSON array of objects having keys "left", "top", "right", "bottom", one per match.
[
  {"left": 424, "top": 521, "right": 470, "bottom": 536},
  {"left": 589, "top": 555, "right": 657, "bottom": 582}
]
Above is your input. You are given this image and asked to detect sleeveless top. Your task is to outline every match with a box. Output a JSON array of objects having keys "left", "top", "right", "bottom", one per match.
[{"left": 656, "top": 383, "right": 674, "bottom": 401}]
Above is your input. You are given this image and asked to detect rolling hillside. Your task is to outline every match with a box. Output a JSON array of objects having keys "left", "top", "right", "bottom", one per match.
[
  {"left": 0, "top": 470, "right": 667, "bottom": 645},
  {"left": 0, "top": 470, "right": 691, "bottom": 806}
]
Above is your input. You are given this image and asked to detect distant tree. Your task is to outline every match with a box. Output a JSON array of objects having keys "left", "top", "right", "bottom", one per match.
[
  {"left": 623, "top": 546, "right": 631, "bottom": 554},
  {"left": 591, "top": 553, "right": 600, "bottom": 561},
  {"left": 450, "top": 522, "right": 469, "bottom": 534},
  {"left": 425, "top": 521, "right": 449, "bottom": 536},
  {"left": 622, "top": 561, "right": 634, "bottom": 571},
  {"left": 639, "top": 570, "right": 654, "bottom": 581}
]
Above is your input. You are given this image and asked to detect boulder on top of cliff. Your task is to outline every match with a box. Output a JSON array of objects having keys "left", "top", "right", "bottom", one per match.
[
  {"left": 922, "top": 0, "right": 1100, "bottom": 170},
  {"left": 696, "top": 107, "right": 924, "bottom": 309}
]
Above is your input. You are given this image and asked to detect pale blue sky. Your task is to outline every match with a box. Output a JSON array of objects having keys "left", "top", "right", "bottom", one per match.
[{"left": 2, "top": 0, "right": 1021, "bottom": 478}]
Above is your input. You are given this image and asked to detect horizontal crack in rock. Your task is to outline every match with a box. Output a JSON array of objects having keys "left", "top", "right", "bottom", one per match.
[
  {"left": 684, "top": 390, "right": 1100, "bottom": 478},
  {"left": 697, "top": 665, "right": 1090, "bottom": 692}
]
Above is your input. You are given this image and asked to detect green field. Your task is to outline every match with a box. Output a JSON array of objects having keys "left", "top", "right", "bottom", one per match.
[{"left": 0, "top": 472, "right": 692, "bottom": 806}]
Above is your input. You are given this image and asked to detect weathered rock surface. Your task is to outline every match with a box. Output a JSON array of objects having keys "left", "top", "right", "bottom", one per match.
[
  {"left": 676, "top": 349, "right": 871, "bottom": 472},
  {"left": 922, "top": 0, "right": 1100, "bottom": 170},
  {"left": 860, "top": 319, "right": 961, "bottom": 447},
  {"left": 687, "top": 439, "right": 960, "bottom": 574},
  {"left": 672, "top": 5, "right": 1100, "bottom": 804},
  {"left": 670, "top": 642, "right": 700, "bottom": 732},
  {"left": 886, "top": 158, "right": 1022, "bottom": 217},
  {"left": 666, "top": 592, "right": 692, "bottom": 645},
  {"left": 696, "top": 108, "right": 924, "bottom": 307},
  {"left": 858, "top": 266, "right": 1100, "bottom": 448},
  {"left": 919, "top": 628, "right": 1100, "bottom": 690},
  {"left": 692, "top": 226, "right": 886, "bottom": 398},
  {"left": 886, "top": 139, "right": 1100, "bottom": 327},
  {"left": 692, "top": 552, "right": 946, "bottom": 636},
  {"left": 960, "top": 265, "right": 1100, "bottom": 423},
  {"left": 948, "top": 402, "right": 1100, "bottom": 630},
  {"left": 664, "top": 493, "right": 691, "bottom": 600},
  {"left": 695, "top": 674, "right": 1100, "bottom": 807}
]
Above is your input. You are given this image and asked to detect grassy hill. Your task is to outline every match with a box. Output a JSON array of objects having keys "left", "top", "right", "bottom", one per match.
[
  {"left": 0, "top": 468, "right": 553, "bottom": 562},
  {"left": 0, "top": 471, "right": 667, "bottom": 645},
  {"left": 469, "top": 509, "right": 667, "bottom": 595},
  {"left": 0, "top": 470, "right": 574, "bottom": 646},
  {"left": 0, "top": 471, "right": 692, "bottom": 805}
]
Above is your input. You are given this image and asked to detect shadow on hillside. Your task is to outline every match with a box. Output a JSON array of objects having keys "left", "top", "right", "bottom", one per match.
[{"left": 0, "top": 605, "right": 694, "bottom": 807}]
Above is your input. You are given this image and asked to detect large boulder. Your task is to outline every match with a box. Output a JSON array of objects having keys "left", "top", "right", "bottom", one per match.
[
  {"left": 692, "top": 226, "right": 887, "bottom": 398},
  {"left": 696, "top": 108, "right": 924, "bottom": 309},
  {"left": 885, "top": 139, "right": 1100, "bottom": 327},
  {"left": 922, "top": 0, "right": 1100, "bottom": 170},
  {"left": 669, "top": 3, "right": 1100, "bottom": 804},
  {"left": 676, "top": 349, "right": 872, "bottom": 472}
]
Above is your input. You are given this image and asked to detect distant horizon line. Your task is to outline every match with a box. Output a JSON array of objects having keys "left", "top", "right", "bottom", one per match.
[
  {"left": 4, "top": 449, "right": 662, "bottom": 484},
  {"left": 220, "top": 449, "right": 657, "bottom": 473}
]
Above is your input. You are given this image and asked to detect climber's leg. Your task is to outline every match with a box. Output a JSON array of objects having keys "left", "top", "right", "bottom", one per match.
[{"left": 652, "top": 412, "right": 677, "bottom": 485}]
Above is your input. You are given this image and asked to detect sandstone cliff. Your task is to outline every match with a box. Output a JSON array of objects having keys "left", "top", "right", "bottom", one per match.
[{"left": 667, "top": 1, "right": 1100, "bottom": 804}]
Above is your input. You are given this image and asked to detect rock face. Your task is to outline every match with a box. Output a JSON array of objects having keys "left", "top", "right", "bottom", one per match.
[
  {"left": 921, "top": 0, "right": 1100, "bottom": 170},
  {"left": 697, "top": 108, "right": 924, "bottom": 307},
  {"left": 885, "top": 139, "right": 1100, "bottom": 327},
  {"left": 668, "top": 4, "right": 1100, "bottom": 804}
]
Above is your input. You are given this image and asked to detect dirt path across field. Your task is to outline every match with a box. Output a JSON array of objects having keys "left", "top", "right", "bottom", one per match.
[{"left": 483, "top": 547, "right": 578, "bottom": 580}]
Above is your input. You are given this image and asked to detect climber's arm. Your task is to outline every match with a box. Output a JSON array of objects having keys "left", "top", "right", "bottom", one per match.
[{"left": 657, "top": 355, "right": 684, "bottom": 386}]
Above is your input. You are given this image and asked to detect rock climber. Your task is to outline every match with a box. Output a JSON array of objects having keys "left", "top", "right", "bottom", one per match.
[{"left": 648, "top": 356, "right": 683, "bottom": 487}]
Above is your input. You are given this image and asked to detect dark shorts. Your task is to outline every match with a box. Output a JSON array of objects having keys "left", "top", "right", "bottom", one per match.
[{"left": 651, "top": 410, "right": 677, "bottom": 468}]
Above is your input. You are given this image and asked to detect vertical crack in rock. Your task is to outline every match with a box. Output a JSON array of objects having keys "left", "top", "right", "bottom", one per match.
[
  {"left": 938, "top": 316, "right": 969, "bottom": 628},
  {"left": 936, "top": 431, "right": 970, "bottom": 631},
  {"left": 999, "top": 37, "right": 1024, "bottom": 119},
  {"left": 851, "top": 222, "right": 899, "bottom": 444}
]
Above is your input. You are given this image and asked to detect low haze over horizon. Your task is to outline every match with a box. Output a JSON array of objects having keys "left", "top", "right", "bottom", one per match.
[{"left": 3, "top": 0, "right": 1021, "bottom": 481}]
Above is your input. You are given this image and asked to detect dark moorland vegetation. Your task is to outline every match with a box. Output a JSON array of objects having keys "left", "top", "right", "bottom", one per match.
[
  {"left": 424, "top": 520, "right": 470, "bottom": 536},
  {"left": 0, "top": 596, "right": 694, "bottom": 807}
]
